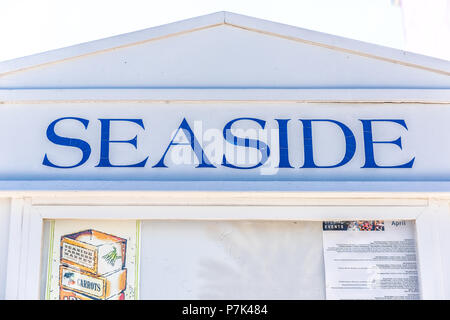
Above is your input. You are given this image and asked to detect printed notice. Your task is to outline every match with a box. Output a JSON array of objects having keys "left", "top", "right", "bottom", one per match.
[
  {"left": 45, "top": 220, "right": 140, "bottom": 300},
  {"left": 322, "top": 220, "right": 420, "bottom": 300}
]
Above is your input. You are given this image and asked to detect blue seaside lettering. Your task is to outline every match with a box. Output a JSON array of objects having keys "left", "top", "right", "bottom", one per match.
[{"left": 42, "top": 117, "right": 414, "bottom": 169}]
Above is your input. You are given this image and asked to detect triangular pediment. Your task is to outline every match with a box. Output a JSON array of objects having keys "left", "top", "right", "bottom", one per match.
[{"left": 1, "top": 11, "right": 449, "bottom": 89}]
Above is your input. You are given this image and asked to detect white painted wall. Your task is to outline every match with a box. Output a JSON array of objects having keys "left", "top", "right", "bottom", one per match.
[{"left": 0, "top": 199, "right": 11, "bottom": 299}]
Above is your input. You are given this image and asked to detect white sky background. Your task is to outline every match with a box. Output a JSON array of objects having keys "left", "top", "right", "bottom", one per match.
[{"left": 0, "top": 0, "right": 449, "bottom": 62}]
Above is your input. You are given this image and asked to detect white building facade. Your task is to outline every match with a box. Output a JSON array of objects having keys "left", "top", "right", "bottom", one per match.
[{"left": 0, "top": 12, "right": 450, "bottom": 300}]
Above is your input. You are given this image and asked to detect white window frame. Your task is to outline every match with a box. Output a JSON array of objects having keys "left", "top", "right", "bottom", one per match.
[{"left": 4, "top": 193, "right": 450, "bottom": 300}]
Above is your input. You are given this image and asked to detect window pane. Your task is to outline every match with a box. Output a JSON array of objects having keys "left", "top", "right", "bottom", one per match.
[{"left": 140, "top": 220, "right": 325, "bottom": 299}]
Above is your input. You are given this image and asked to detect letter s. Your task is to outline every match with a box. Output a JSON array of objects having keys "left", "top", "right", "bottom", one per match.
[
  {"left": 42, "top": 117, "right": 91, "bottom": 169},
  {"left": 222, "top": 117, "right": 270, "bottom": 169}
]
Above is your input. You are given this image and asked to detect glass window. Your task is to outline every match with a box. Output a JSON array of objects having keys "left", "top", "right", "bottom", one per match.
[{"left": 40, "top": 217, "right": 419, "bottom": 300}]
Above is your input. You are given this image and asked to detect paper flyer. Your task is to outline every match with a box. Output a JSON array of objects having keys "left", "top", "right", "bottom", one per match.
[
  {"left": 45, "top": 220, "right": 140, "bottom": 300},
  {"left": 322, "top": 220, "right": 420, "bottom": 300}
]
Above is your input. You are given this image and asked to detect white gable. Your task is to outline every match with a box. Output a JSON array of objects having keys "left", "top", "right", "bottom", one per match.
[{"left": 0, "top": 11, "right": 449, "bottom": 89}]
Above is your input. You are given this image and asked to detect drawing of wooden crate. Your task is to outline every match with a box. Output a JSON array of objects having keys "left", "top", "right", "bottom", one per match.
[
  {"left": 60, "top": 265, "right": 127, "bottom": 300},
  {"left": 59, "top": 288, "right": 125, "bottom": 300},
  {"left": 60, "top": 229, "right": 126, "bottom": 275}
]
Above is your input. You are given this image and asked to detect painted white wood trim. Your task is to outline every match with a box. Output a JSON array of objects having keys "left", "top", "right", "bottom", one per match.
[
  {"left": 1, "top": 11, "right": 448, "bottom": 76},
  {"left": 223, "top": 12, "right": 450, "bottom": 75},
  {"left": 20, "top": 198, "right": 433, "bottom": 300},
  {"left": 24, "top": 203, "right": 43, "bottom": 300},
  {"left": 4, "top": 198, "right": 25, "bottom": 299},
  {"left": 34, "top": 205, "right": 426, "bottom": 221},
  {"left": 0, "top": 181, "right": 450, "bottom": 192},
  {"left": 423, "top": 199, "right": 450, "bottom": 299},
  {"left": 415, "top": 199, "right": 450, "bottom": 299},
  {"left": 17, "top": 198, "right": 32, "bottom": 299},
  {"left": 1, "top": 89, "right": 450, "bottom": 103},
  {"left": 11, "top": 192, "right": 436, "bottom": 202},
  {"left": 0, "top": 12, "right": 225, "bottom": 76},
  {"left": 28, "top": 193, "right": 429, "bottom": 206},
  {"left": 23, "top": 201, "right": 428, "bottom": 299}
]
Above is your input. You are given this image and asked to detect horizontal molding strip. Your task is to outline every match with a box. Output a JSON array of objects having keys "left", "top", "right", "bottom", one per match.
[
  {"left": 1, "top": 180, "right": 450, "bottom": 193},
  {"left": 1, "top": 89, "right": 450, "bottom": 104}
]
